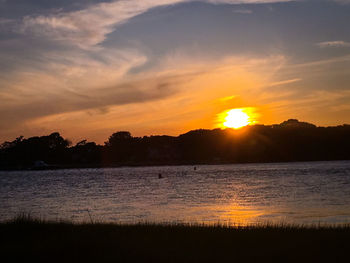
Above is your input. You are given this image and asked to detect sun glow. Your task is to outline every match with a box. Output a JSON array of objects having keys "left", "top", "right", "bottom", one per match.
[{"left": 219, "top": 108, "right": 258, "bottom": 129}]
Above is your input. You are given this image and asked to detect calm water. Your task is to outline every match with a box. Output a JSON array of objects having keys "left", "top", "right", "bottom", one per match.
[{"left": 1, "top": 161, "right": 350, "bottom": 225}]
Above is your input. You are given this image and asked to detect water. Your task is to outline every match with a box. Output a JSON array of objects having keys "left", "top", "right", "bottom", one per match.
[{"left": 1, "top": 161, "right": 350, "bottom": 225}]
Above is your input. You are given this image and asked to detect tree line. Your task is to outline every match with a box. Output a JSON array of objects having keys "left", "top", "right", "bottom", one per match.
[{"left": 1, "top": 119, "right": 350, "bottom": 170}]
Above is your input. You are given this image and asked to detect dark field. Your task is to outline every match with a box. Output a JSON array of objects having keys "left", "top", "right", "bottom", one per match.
[{"left": 1, "top": 216, "right": 350, "bottom": 263}]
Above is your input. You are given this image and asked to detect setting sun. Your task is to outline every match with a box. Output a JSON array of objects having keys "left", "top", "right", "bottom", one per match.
[
  {"left": 224, "top": 109, "right": 250, "bottom": 128},
  {"left": 218, "top": 108, "right": 257, "bottom": 129}
]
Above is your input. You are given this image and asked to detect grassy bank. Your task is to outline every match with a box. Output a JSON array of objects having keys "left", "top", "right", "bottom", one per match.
[{"left": 1, "top": 216, "right": 350, "bottom": 263}]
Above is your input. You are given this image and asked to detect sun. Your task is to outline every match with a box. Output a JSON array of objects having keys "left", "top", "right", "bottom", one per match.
[
  {"left": 223, "top": 109, "right": 250, "bottom": 129},
  {"left": 220, "top": 108, "right": 256, "bottom": 129}
]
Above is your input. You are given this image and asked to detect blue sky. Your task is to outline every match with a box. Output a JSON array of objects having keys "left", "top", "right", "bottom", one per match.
[{"left": 1, "top": 0, "right": 350, "bottom": 143}]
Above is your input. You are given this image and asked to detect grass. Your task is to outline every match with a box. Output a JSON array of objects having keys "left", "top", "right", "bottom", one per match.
[{"left": 1, "top": 215, "right": 350, "bottom": 263}]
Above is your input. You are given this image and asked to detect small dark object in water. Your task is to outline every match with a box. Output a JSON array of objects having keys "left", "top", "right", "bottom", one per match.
[
  {"left": 158, "top": 173, "right": 163, "bottom": 179},
  {"left": 194, "top": 167, "right": 197, "bottom": 171}
]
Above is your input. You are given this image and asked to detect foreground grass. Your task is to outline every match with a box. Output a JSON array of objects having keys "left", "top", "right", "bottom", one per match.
[{"left": 1, "top": 216, "right": 350, "bottom": 263}]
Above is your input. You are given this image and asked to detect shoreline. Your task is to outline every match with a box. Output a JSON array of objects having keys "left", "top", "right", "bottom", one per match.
[
  {"left": 1, "top": 217, "right": 350, "bottom": 262},
  {"left": 1, "top": 159, "right": 349, "bottom": 172}
]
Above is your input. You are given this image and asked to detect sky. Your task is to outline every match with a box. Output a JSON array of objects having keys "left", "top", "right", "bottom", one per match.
[{"left": 1, "top": 0, "right": 350, "bottom": 144}]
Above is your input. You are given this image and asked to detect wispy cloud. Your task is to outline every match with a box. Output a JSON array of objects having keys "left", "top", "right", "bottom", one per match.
[
  {"left": 20, "top": 0, "right": 292, "bottom": 49},
  {"left": 317, "top": 40, "right": 350, "bottom": 48},
  {"left": 0, "top": 46, "right": 148, "bottom": 127},
  {"left": 265, "top": 78, "right": 301, "bottom": 87},
  {"left": 0, "top": 18, "right": 14, "bottom": 24},
  {"left": 0, "top": 53, "right": 285, "bottom": 132}
]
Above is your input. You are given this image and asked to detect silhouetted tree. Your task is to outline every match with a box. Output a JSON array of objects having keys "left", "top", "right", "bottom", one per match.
[
  {"left": 105, "top": 131, "right": 132, "bottom": 146},
  {"left": 104, "top": 131, "right": 135, "bottom": 163},
  {"left": 0, "top": 132, "right": 71, "bottom": 168},
  {"left": 69, "top": 140, "right": 101, "bottom": 165},
  {"left": 1, "top": 120, "right": 350, "bottom": 169}
]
